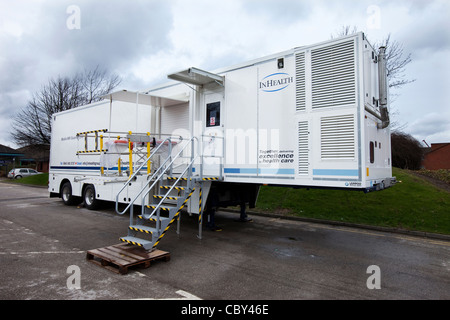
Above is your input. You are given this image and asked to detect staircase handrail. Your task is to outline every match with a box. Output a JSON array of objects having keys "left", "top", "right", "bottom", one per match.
[
  {"left": 115, "top": 137, "right": 171, "bottom": 215},
  {"left": 115, "top": 136, "right": 196, "bottom": 216},
  {"left": 138, "top": 136, "right": 197, "bottom": 212},
  {"left": 141, "top": 153, "right": 198, "bottom": 220}
]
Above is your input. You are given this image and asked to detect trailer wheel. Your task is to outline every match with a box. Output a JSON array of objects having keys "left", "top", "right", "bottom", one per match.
[
  {"left": 83, "top": 184, "right": 100, "bottom": 210},
  {"left": 61, "top": 181, "right": 79, "bottom": 206}
]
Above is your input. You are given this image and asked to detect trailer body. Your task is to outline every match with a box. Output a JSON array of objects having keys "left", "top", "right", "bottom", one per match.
[
  {"left": 148, "top": 32, "right": 393, "bottom": 192},
  {"left": 49, "top": 32, "right": 393, "bottom": 216},
  {"left": 48, "top": 97, "right": 157, "bottom": 206}
]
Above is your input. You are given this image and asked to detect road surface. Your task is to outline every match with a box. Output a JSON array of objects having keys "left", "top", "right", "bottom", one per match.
[{"left": 0, "top": 182, "right": 448, "bottom": 301}]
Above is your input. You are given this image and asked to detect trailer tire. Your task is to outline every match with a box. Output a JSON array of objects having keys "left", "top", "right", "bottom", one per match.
[
  {"left": 83, "top": 184, "right": 100, "bottom": 210},
  {"left": 61, "top": 181, "right": 79, "bottom": 206}
]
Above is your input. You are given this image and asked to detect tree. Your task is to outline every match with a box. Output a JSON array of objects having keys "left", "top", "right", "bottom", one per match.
[
  {"left": 11, "top": 67, "right": 121, "bottom": 147},
  {"left": 391, "top": 131, "right": 423, "bottom": 170},
  {"left": 372, "top": 34, "right": 414, "bottom": 90}
]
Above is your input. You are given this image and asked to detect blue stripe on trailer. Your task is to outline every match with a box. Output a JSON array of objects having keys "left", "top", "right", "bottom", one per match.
[
  {"left": 312, "top": 169, "right": 359, "bottom": 176},
  {"left": 50, "top": 166, "right": 148, "bottom": 171},
  {"left": 224, "top": 168, "right": 295, "bottom": 175}
]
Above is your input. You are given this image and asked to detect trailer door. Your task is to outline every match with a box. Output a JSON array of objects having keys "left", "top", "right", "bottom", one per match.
[{"left": 203, "top": 92, "right": 224, "bottom": 177}]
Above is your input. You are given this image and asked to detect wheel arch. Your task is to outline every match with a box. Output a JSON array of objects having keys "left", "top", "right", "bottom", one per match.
[{"left": 59, "top": 178, "right": 72, "bottom": 196}]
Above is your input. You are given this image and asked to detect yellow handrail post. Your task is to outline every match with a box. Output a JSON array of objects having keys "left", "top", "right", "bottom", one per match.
[
  {"left": 147, "top": 132, "right": 151, "bottom": 174},
  {"left": 128, "top": 131, "right": 133, "bottom": 176},
  {"left": 100, "top": 135, "right": 104, "bottom": 175}
]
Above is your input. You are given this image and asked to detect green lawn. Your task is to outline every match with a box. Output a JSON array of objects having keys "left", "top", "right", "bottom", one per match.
[
  {"left": 6, "top": 173, "right": 49, "bottom": 186},
  {"left": 255, "top": 168, "right": 450, "bottom": 235}
]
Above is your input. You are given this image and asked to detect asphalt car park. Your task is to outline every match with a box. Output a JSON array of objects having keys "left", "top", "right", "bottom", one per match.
[{"left": 0, "top": 182, "right": 449, "bottom": 301}]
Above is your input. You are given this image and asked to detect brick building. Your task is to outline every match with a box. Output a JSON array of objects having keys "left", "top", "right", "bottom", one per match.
[{"left": 422, "top": 143, "right": 450, "bottom": 170}]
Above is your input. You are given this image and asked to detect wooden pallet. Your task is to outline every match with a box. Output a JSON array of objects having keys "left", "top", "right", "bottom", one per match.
[{"left": 86, "top": 243, "right": 170, "bottom": 275}]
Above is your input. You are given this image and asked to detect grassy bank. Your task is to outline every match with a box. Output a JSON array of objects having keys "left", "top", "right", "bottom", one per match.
[
  {"left": 5, "top": 173, "right": 49, "bottom": 186},
  {"left": 255, "top": 168, "right": 449, "bottom": 235}
]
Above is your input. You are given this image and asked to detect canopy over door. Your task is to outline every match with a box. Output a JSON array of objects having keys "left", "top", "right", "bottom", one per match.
[
  {"left": 101, "top": 90, "right": 188, "bottom": 107},
  {"left": 167, "top": 67, "right": 224, "bottom": 86}
]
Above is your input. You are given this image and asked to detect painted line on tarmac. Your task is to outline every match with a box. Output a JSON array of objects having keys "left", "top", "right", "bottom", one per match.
[
  {"left": 132, "top": 290, "right": 202, "bottom": 300},
  {"left": 0, "top": 250, "right": 85, "bottom": 255}
]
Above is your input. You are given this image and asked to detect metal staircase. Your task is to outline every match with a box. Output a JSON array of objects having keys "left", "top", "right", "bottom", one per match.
[
  {"left": 122, "top": 177, "right": 196, "bottom": 250},
  {"left": 115, "top": 136, "right": 199, "bottom": 251}
]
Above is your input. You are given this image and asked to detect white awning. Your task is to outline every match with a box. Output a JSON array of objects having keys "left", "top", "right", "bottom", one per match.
[
  {"left": 101, "top": 90, "right": 188, "bottom": 107},
  {"left": 167, "top": 67, "right": 224, "bottom": 86}
]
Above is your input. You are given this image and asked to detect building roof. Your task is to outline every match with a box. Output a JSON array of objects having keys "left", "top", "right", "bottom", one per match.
[
  {"left": 428, "top": 143, "right": 450, "bottom": 153},
  {"left": 0, "top": 144, "right": 24, "bottom": 157}
]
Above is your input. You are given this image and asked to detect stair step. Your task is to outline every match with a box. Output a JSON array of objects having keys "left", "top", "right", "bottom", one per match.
[
  {"left": 153, "top": 195, "right": 179, "bottom": 201},
  {"left": 166, "top": 177, "right": 190, "bottom": 181},
  {"left": 138, "top": 215, "right": 170, "bottom": 222},
  {"left": 120, "top": 236, "right": 152, "bottom": 248},
  {"left": 146, "top": 205, "right": 176, "bottom": 212},
  {"left": 129, "top": 225, "right": 157, "bottom": 235},
  {"left": 160, "top": 185, "right": 186, "bottom": 191}
]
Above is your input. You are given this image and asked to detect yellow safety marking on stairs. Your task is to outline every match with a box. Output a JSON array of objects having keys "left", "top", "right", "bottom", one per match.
[
  {"left": 153, "top": 195, "right": 178, "bottom": 200},
  {"left": 152, "top": 189, "right": 195, "bottom": 249},
  {"left": 199, "top": 188, "right": 202, "bottom": 225},
  {"left": 160, "top": 186, "right": 185, "bottom": 190},
  {"left": 147, "top": 205, "right": 170, "bottom": 211},
  {"left": 129, "top": 226, "right": 153, "bottom": 234},
  {"left": 120, "top": 238, "right": 143, "bottom": 247}
]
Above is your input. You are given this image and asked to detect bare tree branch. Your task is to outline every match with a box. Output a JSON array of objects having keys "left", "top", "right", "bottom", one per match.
[
  {"left": 373, "top": 34, "right": 415, "bottom": 89},
  {"left": 10, "top": 67, "right": 121, "bottom": 147},
  {"left": 331, "top": 25, "right": 358, "bottom": 39}
]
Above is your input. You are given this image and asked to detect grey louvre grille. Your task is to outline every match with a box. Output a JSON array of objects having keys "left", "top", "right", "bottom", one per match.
[
  {"left": 298, "top": 121, "right": 309, "bottom": 174},
  {"left": 320, "top": 114, "right": 355, "bottom": 159},
  {"left": 295, "top": 52, "right": 306, "bottom": 111},
  {"left": 311, "top": 40, "right": 356, "bottom": 108}
]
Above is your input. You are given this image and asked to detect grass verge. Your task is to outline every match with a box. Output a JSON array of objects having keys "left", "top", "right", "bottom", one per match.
[
  {"left": 5, "top": 173, "right": 49, "bottom": 187},
  {"left": 255, "top": 168, "right": 449, "bottom": 235}
]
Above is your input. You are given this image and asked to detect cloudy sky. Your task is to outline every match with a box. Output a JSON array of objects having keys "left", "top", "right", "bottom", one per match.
[{"left": 0, "top": 0, "right": 449, "bottom": 148}]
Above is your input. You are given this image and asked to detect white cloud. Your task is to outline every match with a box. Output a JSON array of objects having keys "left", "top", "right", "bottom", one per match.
[{"left": 409, "top": 112, "right": 450, "bottom": 144}]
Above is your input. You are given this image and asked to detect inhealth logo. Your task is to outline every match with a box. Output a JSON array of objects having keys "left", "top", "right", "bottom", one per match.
[{"left": 259, "top": 73, "right": 293, "bottom": 92}]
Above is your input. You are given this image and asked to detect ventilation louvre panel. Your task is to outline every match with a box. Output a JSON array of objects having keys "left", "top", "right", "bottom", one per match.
[
  {"left": 295, "top": 52, "right": 306, "bottom": 111},
  {"left": 311, "top": 40, "right": 356, "bottom": 109},
  {"left": 320, "top": 114, "right": 355, "bottom": 159},
  {"left": 298, "top": 121, "right": 309, "bottom": 175}
]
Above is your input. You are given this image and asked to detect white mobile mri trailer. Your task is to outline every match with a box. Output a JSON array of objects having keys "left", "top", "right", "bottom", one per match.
[{"left": 49, "top": 32, "right": 394, "bottom": 250}]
